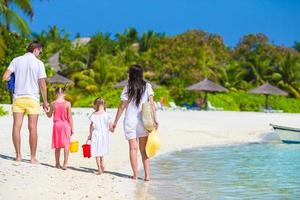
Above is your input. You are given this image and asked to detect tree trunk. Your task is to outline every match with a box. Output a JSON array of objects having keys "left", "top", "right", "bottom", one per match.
[{"left": 4, "top": 0, "right": 10, "bottom": 32}]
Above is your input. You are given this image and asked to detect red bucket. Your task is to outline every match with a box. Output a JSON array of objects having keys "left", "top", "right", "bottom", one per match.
[{"left": 82, "top": 143, "right": 91, "bottom": 158}]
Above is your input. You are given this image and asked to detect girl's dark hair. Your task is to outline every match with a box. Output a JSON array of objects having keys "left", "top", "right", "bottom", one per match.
[
  {"left": 27, "top": 41, "right": 43, "bottom": 53},
  {"left": 127, "top": 65, "right": 146, "bottom": 107},
  {"left": 93, "top": 97, "right": 106, "bottom": 111}
]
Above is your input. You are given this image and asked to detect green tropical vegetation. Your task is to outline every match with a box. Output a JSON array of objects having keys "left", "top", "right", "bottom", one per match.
[
  {"left": 0, "top": 104, "right": 6, "bottom": 115},
  {"left": 1, "top": 1, "right": 300, "bottom": 113}
]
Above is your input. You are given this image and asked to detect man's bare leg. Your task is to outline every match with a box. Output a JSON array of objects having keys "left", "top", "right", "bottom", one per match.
[
  {"left": 12, "top": 113, "right": 25, "bottom": 161},
  {"left": 28, "top": 114, "right": 39, "bottom": 164}
]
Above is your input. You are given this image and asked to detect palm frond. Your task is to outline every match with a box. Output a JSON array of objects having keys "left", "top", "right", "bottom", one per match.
[
  {"left": 11, "top": 0, "right": 33, "bottom": 18},
  {"left": 6, "top": 9, "right": 30, "bottom": 35},
  {"left": 0, "top": 26, "right": 6, "bottom": 58}
]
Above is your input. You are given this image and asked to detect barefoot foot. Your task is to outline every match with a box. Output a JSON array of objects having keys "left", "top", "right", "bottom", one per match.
[
  {"left": 55, "top": 164, "right": 62, "bottom": 169},
  {"left": 61, "top": 165, "right": 68, "bottom": 170},
  {"left": 15, "top": 157, "right": 22, "bottom": 162},
  {"left": 144, "top": 174, "right": 150, "bottom": 181},
  {"left": 97, "top": 170, "right": 102, "bottom": 175},
  {"left": 30, "top": 158, "right": 39, "bottom": 164}
]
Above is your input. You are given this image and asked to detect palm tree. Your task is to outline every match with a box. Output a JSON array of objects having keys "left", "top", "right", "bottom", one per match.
[
  {"left": 293, "top": 42, "right": 300, "bottom": 52},
  {"left": 0, "top": 25, "right": 6, "bottom": 58},
  {"left": 276, "top": 52, "right": 300, "bottom": 98},
  {"left": 115, "top": 27, "right": 139, "bottom": 50},
  {"left": 0, "top": 0, "right": 33, "bottom": 35},
  {"left": 139, "top": 30, "right": 164, "bottom": 51}
]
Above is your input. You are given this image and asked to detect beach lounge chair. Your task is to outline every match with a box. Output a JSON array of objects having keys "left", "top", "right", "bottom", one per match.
[
  {"left": 155, "top": 101, "right": 167, "bottom": 111},
  {"left": 191, "top": 102, "right": 200, "bottom": 110},
  {"left": 207, "top": 101, "right": 223, "bottom": 111},
  {"left": 183, "top": 102, "right": 191, "bottom": 109},
  {"left": 154, "top": 102, "right": 160, "bottom": 110},
  {"left": 183, "top": 102, "right": 200, "bottom": 110},
  {"left": 169, "top": 102, "right": 187, "bottom": 111},
  {"left": 263, "top": 106, "right": 284, "bottom": 113},
  {"left": 155, "top": 102, "right": 163, "bottom": 111}
]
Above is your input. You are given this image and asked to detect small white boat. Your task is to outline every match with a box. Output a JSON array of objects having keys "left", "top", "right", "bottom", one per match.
[{"left": 270, "top": 124, "right": 300, "bottom": 144}]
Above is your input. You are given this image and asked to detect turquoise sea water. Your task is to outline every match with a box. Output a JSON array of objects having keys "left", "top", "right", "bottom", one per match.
[{"left": 137, "top": 143, "right": 300, "bottom": 199}]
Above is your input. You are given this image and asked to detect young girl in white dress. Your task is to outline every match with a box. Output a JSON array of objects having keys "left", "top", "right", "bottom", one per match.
[
  {"left": 88, "top": 98, "right": 113, "bottom": 175},
  {"left": 112, "top": 65, "right": 158, "bottom": 181}
]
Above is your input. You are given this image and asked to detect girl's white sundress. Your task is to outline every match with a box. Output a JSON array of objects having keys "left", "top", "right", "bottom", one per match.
[
  {"left": 89, "top": 112, "right": 111, "bottom": 157},
  {"left": 121, "top": 83, "right": 154, "bottom": 140}
]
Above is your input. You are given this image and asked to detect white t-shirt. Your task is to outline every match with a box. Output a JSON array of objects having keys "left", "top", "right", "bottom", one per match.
[
  {"left": 8, "top": 52, "right": 47, "bottom": 101},
  {"left": 120, "top": 82, "right": 154, "bottom": 139}
]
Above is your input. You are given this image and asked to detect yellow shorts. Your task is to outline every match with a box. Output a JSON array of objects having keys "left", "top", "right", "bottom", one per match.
[{"left": 12, "top": 97, "right": 40, "bottom": 115}]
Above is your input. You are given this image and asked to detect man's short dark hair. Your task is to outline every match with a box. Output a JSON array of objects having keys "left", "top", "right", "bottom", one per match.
[{"left": 27, "top": 41, "right": 44, "bottom": 53}]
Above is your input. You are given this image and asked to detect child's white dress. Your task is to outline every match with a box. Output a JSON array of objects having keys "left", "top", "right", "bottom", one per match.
[
  {"left": 120, "top": 83, "right": 154, "bottom": 140},
  {"left": 89, "top": 112, "right": 111, "bottom": 157}
]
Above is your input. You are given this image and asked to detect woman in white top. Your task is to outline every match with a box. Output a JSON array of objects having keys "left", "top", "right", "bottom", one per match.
[{"left": 113, "top": 65, "right": 158, "bottom": 181}]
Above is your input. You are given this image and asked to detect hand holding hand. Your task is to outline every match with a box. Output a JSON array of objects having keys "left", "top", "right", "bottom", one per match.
[
  {"left": 43, "top": 102, "right": 49, "bottom": 112},
  {"left": 112, "top": 121, "right": 117, "bottom": 129},
  {"left": 109, "top": 122, "right": 117, "bottom": 133},
  {"left": 109, "top": 127, "right": 115, "bottom": 133}
]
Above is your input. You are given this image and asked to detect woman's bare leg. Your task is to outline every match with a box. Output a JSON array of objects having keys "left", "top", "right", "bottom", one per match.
[
  {"left": 139, "top": 136, "right": 150, "bottom": 181},
  {"left": 128, "top": 138, "right": 138, "bottom": 179}
]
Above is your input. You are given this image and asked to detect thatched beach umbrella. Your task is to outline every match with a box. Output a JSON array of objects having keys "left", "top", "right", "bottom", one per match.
[
  {"left": 48, "top": 52, "right": 60, "bottom": 72},
  {"left": 113, "top": 79, "right": 159, "bottom": 88},
  {"left": 248, "top": 83, "right": 288, "bottom": 109},
  {"left": 47, "top": 74, "right": 74, "bottom": 85},
  {"left": 186, "top": 78, "right": 228, "bottom": 110}
]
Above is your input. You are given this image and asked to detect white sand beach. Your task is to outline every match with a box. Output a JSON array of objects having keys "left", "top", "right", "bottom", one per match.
[{"left": 1, "top": 105, "right": 300, "bottom": 200}]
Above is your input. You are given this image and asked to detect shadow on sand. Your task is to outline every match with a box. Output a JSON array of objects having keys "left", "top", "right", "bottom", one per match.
[
  {"left": 0, "top": 154, "right": 55, "bottom": 168},
  {"left": 0, "top": 154, "right": 138, "bottom": 180},
  {"left": 71, "top": 166, "right": 141, "bottom": 180}
]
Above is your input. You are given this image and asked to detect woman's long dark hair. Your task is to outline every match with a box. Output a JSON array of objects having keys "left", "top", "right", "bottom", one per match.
[{"left": 127, "top": 65, "right": 146, "bottom": 107}]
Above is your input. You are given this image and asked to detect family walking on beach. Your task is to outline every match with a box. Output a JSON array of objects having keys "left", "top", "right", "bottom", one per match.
[{"left": 2, "top": 41, "right": 159, "bottom": 181}]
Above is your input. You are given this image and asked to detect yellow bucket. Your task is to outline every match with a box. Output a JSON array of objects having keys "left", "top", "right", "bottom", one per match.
[{"left": 70, "top": 140, "right": 79, "bottom": 153}]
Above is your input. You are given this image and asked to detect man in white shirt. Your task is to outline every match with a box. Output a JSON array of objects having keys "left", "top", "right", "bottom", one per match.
[{"left": 2, "top": 41, "right": 49, "bottom": 164}]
